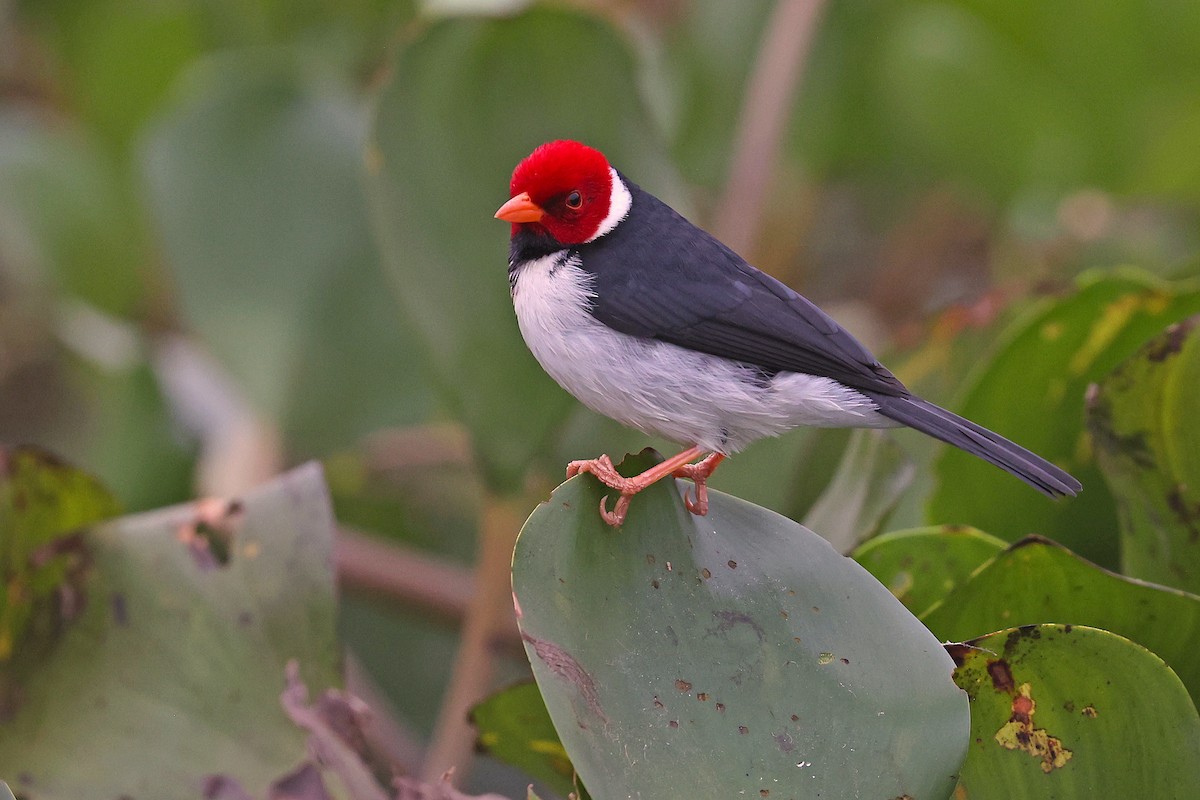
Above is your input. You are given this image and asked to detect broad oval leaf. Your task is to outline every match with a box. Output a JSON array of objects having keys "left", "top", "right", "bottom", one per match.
[
  {"left": 921, "top": 536, "right": 1200, "bottom": 701},
  {"left": 929, "top": 269, "right": 1200, "bottom": 567},
  {"left": 952, "top": 624, "right": 1200, "bottom": 798},
  {"left": 0, "top": 464, "right": 340, "bottom": 799},
  {"left": 852, "top": 525, "right": 1006, "bottom": 616},
  {"left": 140, "top": 53, "right": 431, "bottom": 456},
  {"left": 513, "top": 452, "right": 968, "bottom": 800},
  {"left": 1088, "top": 314, "right": 1200, "bottom": 592}
]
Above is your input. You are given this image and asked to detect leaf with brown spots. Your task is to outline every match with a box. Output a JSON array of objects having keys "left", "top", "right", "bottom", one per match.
[
  {"left": 514, "top": 450, "right": 968, "bottom": 800},
  {"left": 0, "top": 464, "right": 340, "bottom": 799},
  {"left": 931, "top": 272, "right": 1200, "bottom": 566},
  {"left": 953, "top": 624, "right": 1200, "bottom": 797},
  {"left": 1088, "top": 314, "right": 1200, "bottom": 593},
  {"left": 992, "top": 683, "right": 1072, "bottom": 773},
  {"left": 0, "top": 446, "right": 118, "bottom": 718},
  {"left": 921, "top": 535, "right": 1200, "bottom": 702}
]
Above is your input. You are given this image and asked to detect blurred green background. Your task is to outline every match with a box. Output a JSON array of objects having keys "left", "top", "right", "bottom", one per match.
[{"left": 2, "top": 0, "right": 1199, "bottom": 795}]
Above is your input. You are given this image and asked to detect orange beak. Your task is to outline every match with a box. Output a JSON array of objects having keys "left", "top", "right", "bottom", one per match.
[{"left": 494, "top": 192, "right": 545, "bottom": 223}]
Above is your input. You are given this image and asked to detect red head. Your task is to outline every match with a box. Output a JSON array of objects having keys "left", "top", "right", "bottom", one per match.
[{"left": 495, "top": 140, "right": 615, "bottom": 245}]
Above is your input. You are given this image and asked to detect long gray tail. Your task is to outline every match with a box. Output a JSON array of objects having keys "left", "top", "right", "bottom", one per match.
[{"left": 868, "top": 393, "right": 1082, "bottom": 498}]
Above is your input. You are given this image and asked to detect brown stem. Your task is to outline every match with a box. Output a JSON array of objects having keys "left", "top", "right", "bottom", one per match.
[
  {"left": 713, "top": 0, "right": 828, "bottom": 256},
  {"left": 420, "top": 494, "right": 526, "bottom": 784},
  {"left": 336, "top": 526, "right": 478, "bottom": 625}
]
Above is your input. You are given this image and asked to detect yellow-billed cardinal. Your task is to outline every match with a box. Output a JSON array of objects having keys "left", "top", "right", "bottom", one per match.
[{"left": 496, "top": 140, "right": 1080, "bottom": 526}]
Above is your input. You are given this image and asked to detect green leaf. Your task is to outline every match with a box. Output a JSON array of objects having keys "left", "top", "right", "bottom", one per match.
[
  {"left": 74, "top": 361, "right": 197, "bottom": 513},
  {"left": 801, "top": 429, "right": 914, "bottom": 552},
  {"left": 1088, "top": 315, "right": 1200, "bottom": 592},
  {"left": 921, "top": 536, "right": 1200, "bottom": 702},
  {"left": 0, "top": 110, "right": 147, "bottom": 315},
  {"left": 140, "top": 52, "right": 431, "bottom": 456},
  {"left": 952, "top": 624, "right": 1200, "bottom": 798},
  {"left": 852, "top": 525, "right": 1007, "bottom": 616},
  {"left": 929, "top": 269, "right": 1200, "bottom": 567},
  {"left": 0, "top": 445, "right": 119, "bottom": 663},
  {"left": 794, "top": 1, "right": 1200, "bottom": 203},
  {"left": 366, "top": 8, "right": 682, "bottom": 492},
  {"left": 513, "top": 452, "right": 968, "bottom": 800},
  {"left": 471, "top": 682, "right": 589, "bottom": 800},
  {"left": 0, "top": 464, "right": 340, "bottom": 799}
]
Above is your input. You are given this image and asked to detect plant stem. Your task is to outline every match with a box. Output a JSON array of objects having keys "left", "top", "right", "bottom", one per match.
[
  {"left": 421, "top": 494, "right": 526, "bottom": 784},
  {"left": 713, "top": 0, "right": 828, "bottom": 256}
]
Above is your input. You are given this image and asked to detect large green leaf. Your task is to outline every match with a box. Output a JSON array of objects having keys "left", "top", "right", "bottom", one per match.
[
  {"left": 929, "top": 270, "right": 1200, "bottom": 566},
  {"left": 952, "top": 624, "right": 1200, "bottom": 798},
  {"left": 801, "top": 429, "right": 914, "bottom": 551},
  {"left": 0, "top": 110, "right": 146, "bottom": 315},
  {"left": 794, "top": 0, "right": 1200, "bottom": 203},
  {"left": 0, "top": 446, "right": 119, "bottom": 665},
  {"left": 366, "top": 8, "right": 683, "bottom": 492},
  {"left": 471, "top": 681, "right": 589, "bottom": 800},
  {"left": 1088, "top": 315, "right": 1200, "bottom": 592},
  {"left": 513, "top": 452, "right": 968, "bottom": 800},
  {"left": 852, "top": 525, "right": 1006, "bottom": 616},
  {"left": 0, "top": 464, "right": 340, "bottom": 799},
  {"left": 921, "top": 536, "right": 1200, "bottom": 701},
  {"left": 140, "top": 52, "right": 431, "bottom": 457}
]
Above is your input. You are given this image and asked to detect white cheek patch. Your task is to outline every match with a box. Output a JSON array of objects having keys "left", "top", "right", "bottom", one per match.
[{"left": 586, "top": 167, "right": 632, "bottom": 242}]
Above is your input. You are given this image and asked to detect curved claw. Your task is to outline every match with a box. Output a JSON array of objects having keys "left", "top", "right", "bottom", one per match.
[
  {"left": 598, "top": 494, "right": 631, "bottom": 527},
  {"left": 682, "top": 483, "right": 709, "bottom": 516}
]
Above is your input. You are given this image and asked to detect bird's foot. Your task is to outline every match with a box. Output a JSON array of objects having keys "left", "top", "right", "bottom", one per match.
[
  {"left": 566, "top": 446, "right": 709, "bottom": 527},
  {"left": 565, "top": 454, "right": 635, "bottom": 492},
  {"left": 673, "top": 452, "right": 727, "bottom": 517},
  {"left": 565, "top": 455, "right": 643, "bottom": 526}
]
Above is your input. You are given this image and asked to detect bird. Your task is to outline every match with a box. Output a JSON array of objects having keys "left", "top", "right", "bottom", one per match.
[{"left": 495, "top": 140, "right": 1081, "bottom": 526}]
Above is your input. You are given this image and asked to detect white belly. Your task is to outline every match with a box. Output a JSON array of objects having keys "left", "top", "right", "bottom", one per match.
[{"left": 510, "top": 253, "right": 893, "bottom": 453}]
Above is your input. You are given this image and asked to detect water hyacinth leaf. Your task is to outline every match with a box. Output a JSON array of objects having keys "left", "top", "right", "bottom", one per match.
[
  {"left": 367, "top": 8, "right": 682, "bottom": 492},
  {"left": 1087, "top": 315, "right": 1200, "bottom": 592},
  {"left": 0, "top": 445, "right": 119, "bottom": 665},
  {"left": 141, "top": 53, "right": 430, "bottom": 456},
  {"left": 513, "top": 452, "right": 968, "bottom": 800},
  {"left": 801, "top": 429, "right": 914, "bottom": 552},
  {"left": 952, "top": 624, "right": 1200, "bottom": 798},
  {"left": 0, "top": 110, "right": 147, "bottom": 315},
  {"left": 929, "top": 270, "right": 1200, "bottom": 567},
  {"left": 0, "top": 464, "right": 340, "bottom": 799},
  {"left": 852, "top": 525, "right": 1006, "bottom": 616},
  {"left": 921, "top": 536, "right": 1200, "bottom": 701},
  {"left": 470, "top": 681, "right": 589, "bottom": 800}
]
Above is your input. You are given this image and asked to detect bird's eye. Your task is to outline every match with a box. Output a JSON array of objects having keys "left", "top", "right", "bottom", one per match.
[{"left": 565, "top": 191, "right": 583, "bottom": 209}]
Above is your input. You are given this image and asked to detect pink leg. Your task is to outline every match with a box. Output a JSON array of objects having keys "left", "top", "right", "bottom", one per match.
[
  {"left": 673, "top": 452, "right": 727, "bottom": 516},
  {"left": 566, "top": 445, "right": 707, "bottom": 526}
]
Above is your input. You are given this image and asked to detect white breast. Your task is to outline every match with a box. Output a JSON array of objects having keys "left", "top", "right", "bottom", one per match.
[{"left": 510, "top": 254, "right": 894, "bottom": 453}]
